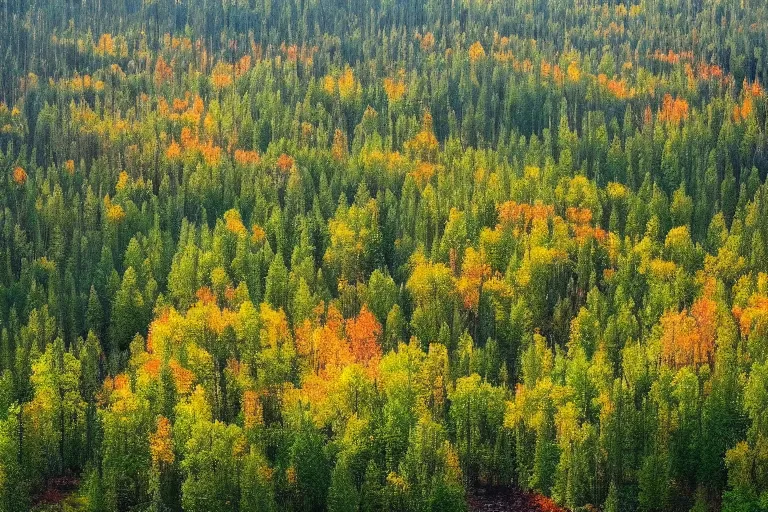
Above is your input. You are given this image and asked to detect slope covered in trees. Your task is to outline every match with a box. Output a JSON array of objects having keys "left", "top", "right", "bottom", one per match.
[{"left": 0, "top": 0, "right": 768, "bottom": 511}]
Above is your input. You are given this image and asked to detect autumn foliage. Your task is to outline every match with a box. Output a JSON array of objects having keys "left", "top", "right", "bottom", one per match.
[
  {"left": 660, "top": 297, "right": 717, "bottom": 368},
  {"left": 12, "top": 166, "right": 26, "bottom": 185},
  {"left": 3, "top": 1, "right": 768, "bottom": 511}
]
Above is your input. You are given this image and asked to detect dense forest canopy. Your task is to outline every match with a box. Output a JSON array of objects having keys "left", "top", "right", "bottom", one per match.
[{"left": 1, "top": 0, "right": 768, "bottom": 511}]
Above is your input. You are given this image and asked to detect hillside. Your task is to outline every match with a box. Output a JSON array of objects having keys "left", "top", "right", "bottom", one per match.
[{"left": 1, "top": 0, "right": 768, "bottom": 511}]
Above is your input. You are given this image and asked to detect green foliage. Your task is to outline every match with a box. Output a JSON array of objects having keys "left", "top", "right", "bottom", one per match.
[{"left": 0, "top": 0, "right": 768, "bottom": 510}]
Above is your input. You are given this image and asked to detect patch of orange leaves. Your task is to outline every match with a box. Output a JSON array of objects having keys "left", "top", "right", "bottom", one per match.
[
  {"left": 169, "top": 359, "right": 194, "bottom": 394},
  {"left": 12, "top": 166, "right": 27, "bottom": 185},
  {"left": 660, "top": 296, "right": 716, "bottom": 368},
  {"left": 276, "top": 153, "right": 295, "bottom": 172},
  {"left": 658, "top": 94, "right": 689, "bottom": 124},
  {"left": 150, "top": 416, "right": 174, "bottom": 466},
  {"left": 154, "top": 56, "right": 173, "bottom": 86},
  {"left": 497, "top": 201, "right": 555, "bottom": 232},
  {"left": 234, "top": 149, "right": 260, "bottom": 166},
  {"left": 346, "top": 306, "right": 382, "bottom": 373}
]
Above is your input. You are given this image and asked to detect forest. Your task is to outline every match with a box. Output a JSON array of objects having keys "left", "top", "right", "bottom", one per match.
[{"left": 1, "top": 0, "right": 768, "bottom": 510}]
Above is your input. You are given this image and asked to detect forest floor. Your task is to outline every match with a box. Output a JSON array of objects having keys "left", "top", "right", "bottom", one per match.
[
  {"left": 32, "top": 479, "right": 568, "bottom": 512},
  {"left": 31, "top": 477, "right": 86, "bottom": 512},
  {"left": 467, "top": 486, "right": 571, "bottom": 512}
]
